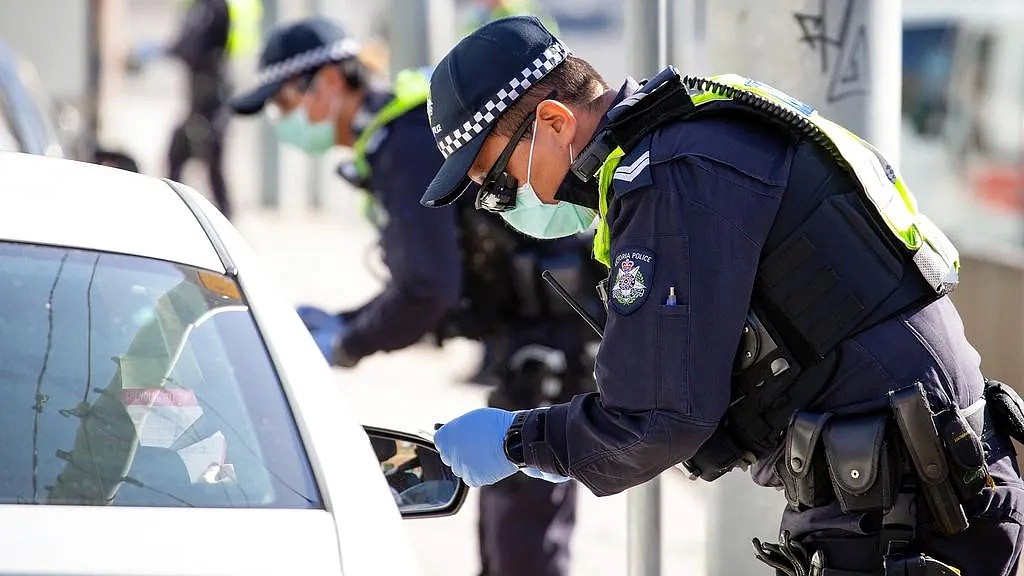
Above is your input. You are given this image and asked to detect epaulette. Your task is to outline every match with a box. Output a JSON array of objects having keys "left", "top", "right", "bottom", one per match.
[{"left": 610, "top": 134, "right": 653, "bottom": 195}]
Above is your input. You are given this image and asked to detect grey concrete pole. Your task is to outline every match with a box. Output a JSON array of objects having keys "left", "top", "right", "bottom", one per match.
[
  {"left": 625, "top": 2, "right": 668, "bottom": 575},
  {"left": 306, "top": 0, "right": 325, "bottom": 210},
  {"left": 697, "top": 1, "right": 903, "bottom": 573},
  {"left": 259, "top": 0, "right": 281, "bottom": 208},
  {"left": 625, "top": 0, "right": 663, "bottom": 81},
  {"left": 703, "top": 0, "right": 901, "bottom": 155},
  {"left": 427, "top": 0, "right": 458, "bottom": 66},
  {"left": 85, "top": 0, "right": 102, "bottom": 156},
  {"left": 389, "top": 0, "right": 431, "bottom": 77}
]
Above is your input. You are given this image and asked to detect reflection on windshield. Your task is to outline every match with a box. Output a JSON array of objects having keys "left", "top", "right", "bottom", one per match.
[{"left": 0, "top": 243, "right": 320, "bottom": 509}]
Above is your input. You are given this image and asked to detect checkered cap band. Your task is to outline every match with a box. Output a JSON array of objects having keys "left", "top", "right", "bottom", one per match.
[
  {"left": 435, "top": 42, "right": 569, "bottom": 159},
  {"left": 256, "top": 38, "right": 361, "bottom": 87}
]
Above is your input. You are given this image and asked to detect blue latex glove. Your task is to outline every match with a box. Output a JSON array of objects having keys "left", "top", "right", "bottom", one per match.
[
  {"left": 125, "top": 41, "right": 166, "bottom": 74},
  {"left": 296, "top": 305, "right": 347, "bottom": 362},
  {"left": 435, "top": 408, "right": 517, "bottom": 487}
]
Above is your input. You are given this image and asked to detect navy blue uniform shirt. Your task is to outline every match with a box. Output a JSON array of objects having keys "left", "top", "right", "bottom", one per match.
[
  {"left": 520, "top": 81, "right": 1023, "bottom": 530},
  {"left": 338, "top": 94, "right": 462, "bottom": 361}
]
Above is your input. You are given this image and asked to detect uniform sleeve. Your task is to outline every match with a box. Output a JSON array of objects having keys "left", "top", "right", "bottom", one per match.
[
  {"left": 338, "top": 125, "right": 462, "bottom": 361},
  {"left": 522, "top": 158, "right": 776, "bottom": 496}
]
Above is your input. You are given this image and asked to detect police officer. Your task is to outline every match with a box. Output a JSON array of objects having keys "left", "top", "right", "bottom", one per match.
[
  {"left": 423, "top": 17, "right": 1024, "bottom": 575},
  {"left": 229, "top": 18, "right": 459, "bottom": 368},
  {"left": 228, "top": 18, "right": 585, "bottom": 576},
  {"left": 162, "top": 0, "right": 259, "bottom": 220}
]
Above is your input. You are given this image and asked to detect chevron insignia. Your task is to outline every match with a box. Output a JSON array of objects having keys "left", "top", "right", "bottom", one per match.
[{"left": 613, "top": 151, "right": 651, "bottom": 182}]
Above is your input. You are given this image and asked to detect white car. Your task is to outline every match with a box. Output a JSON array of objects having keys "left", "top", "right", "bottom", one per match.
[{"left": 0, "top": 152, "right": 466, "bottom": 576}]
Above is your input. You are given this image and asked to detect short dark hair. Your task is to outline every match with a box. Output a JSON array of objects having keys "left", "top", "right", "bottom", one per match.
[
  {"left": 336, "top": 57, "right": 369, "bottom": 90},
  {"left": 294, "top": 57, "right": 368, "bottom": 92},
  {"left": 492, "top": 56, "right": 609, "bottom": 139}
]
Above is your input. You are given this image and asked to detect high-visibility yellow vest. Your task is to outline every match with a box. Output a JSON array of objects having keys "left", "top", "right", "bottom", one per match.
[
  {"left": 592, "top": 74, "right": 959, "bottom": 296},
  {"left": 350, "top": 69, "right": 431, "bottom": 227}
]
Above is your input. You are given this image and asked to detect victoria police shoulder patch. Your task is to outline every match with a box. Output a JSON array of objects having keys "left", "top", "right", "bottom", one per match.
[{"left": 609, "top": 246, "right": 655, "bottom": 315}]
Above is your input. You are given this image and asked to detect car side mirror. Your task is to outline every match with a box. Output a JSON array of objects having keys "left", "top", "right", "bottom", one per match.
[{"left": 363, "top": 426, "right": 468, "bottom": 519}]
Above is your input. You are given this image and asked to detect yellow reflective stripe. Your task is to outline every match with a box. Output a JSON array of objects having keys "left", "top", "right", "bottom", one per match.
[
  {"left": 226, "top": 0, "right": 262, "bottom": 57},
  {"left": 358, "top": 189, "right": 386, "bottom": 228},
  {"left": 352, "top": 69, "right": 431, "bottom": 180},
  {"left": 593, "top": 146, "right": 625, "bottom": 267},
  {"left": 814, "top": 114, "right": 923, "bottom": 250},
  {"left": 690, "top": 91, "right": 731, "bottom": 106},
  {"left": 915, "top": 213, "right": 960, "bottom": 271}
]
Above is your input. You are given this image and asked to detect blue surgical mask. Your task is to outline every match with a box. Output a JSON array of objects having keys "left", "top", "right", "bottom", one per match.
[
  {"left": 273, "top": 102, "right": 337, "bottom": 155},
  {"left": 500, "top": 121, "right": 597, "bottom": 239}
]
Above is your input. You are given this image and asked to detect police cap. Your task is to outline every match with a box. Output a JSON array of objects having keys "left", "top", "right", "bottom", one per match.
[
  {"left": 229, "top": 17, "right": 359, "bottom": 116},
  {"left": 421, "top": 16, "right": 569, "bottom": 207}
]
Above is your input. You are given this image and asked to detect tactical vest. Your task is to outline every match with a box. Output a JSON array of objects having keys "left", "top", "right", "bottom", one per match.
[
  {"left": 338, "top": 69, "right": 432, "bottom": 228},
  {"left": 577, "top": 69, "right": 960, "bottom": 481}
]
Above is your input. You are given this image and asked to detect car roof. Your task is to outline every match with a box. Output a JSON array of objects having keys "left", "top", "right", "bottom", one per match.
[{"left": 0, "top": 153, "right": 224, "bottom": 272}]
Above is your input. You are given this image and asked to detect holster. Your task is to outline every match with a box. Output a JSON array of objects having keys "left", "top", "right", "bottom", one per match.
[{"left": 889, "top": 383, "right": 969, "bottom": 535}]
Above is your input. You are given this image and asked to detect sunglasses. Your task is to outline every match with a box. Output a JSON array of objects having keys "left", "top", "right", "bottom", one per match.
[
  {"left": 265, "top": 71, "right": 320, "bottom": 119},
  {"left": 474, "top": 90, "right": 558, "bottom": 213}
]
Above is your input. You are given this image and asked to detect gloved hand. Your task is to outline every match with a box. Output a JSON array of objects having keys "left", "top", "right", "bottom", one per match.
[
  {"left": 125, "top": 41, "right": 165, "bottom": 74},
  {"left": 332, "top": 344, "right": 361, "bottom": 368},
  {"left": 522, "top": 466, "right": 572, "bottom": 483},
  {"left": 752, "top": 530, "right": 813, "bottom": 576},
  {"left": 296, "top": 305, "right": 347, "bottom": 364},
  {"left": 434, "top": 408, "right": 517, "bottom": 487}
]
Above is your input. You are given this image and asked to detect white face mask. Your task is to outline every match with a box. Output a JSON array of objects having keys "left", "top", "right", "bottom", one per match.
[{"left": 499, "top": 120, "right": 597, "bottom": 239}]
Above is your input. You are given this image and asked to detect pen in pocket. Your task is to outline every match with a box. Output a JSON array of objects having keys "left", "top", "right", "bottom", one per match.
[{"left": 665, "top": 286, "right": 677, "bottom": 306}]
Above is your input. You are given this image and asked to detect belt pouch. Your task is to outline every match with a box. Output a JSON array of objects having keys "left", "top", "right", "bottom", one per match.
[
  {"left": 778, "top": 410, "right": 834, "bottom": 509},
  {"left": 822, "top": 412, "right": 898, "bottom": 513},
  {"left": 985, "top": 379, "right": 1024, "bottom": 444}
]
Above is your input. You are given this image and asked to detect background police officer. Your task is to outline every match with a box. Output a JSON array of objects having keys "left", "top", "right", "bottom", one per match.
[
  {"left": 422, "top": 16, "right": 1024, "bottom": 575},
  {"left": 228, "top": 18, "right": 592, "bottom": 576},
  {"left": 129, "top": 0, "right": 261, "bottom": 220}
]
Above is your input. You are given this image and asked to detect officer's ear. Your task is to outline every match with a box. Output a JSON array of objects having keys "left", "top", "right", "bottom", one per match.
[{"left": 536, "top": 100, "right": 576, "bottom": 147}]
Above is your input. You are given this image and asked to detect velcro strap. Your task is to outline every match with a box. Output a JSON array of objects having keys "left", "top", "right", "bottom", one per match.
[{"left": 959, "top": 398, "right": 985, "bottom": 437}]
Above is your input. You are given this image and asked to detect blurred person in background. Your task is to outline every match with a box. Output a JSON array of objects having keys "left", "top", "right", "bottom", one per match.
[
  {"left": 464, "top": 0, "right": 558, "bottom": 33},
  {"left": 423, "top": 16, "right": 1024, "bottom": 576},
  {"left": 128, "top": 0, "right": 262, "bottom": 220},
  {"left": 228, "top": 17, "right": 597, "bottom": 576}
]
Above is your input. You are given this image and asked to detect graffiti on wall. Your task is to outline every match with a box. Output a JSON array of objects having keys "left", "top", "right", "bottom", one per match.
[{"left": 794, "top": 0, "right": 870, "bottom": 103}]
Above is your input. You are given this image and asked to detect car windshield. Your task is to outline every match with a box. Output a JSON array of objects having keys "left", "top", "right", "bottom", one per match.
[{"left": 0, "top": 242, "right": 321, "bottom": 509}]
